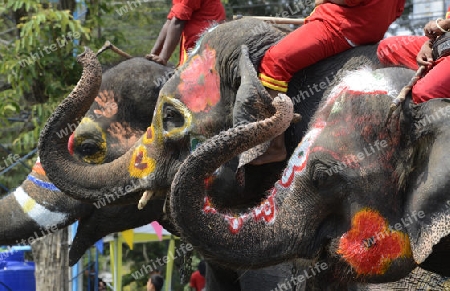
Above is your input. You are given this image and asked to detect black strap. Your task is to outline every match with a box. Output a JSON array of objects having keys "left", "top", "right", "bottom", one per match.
[{"left": 432, "top": 32, "right": 450, "bottom": 60}]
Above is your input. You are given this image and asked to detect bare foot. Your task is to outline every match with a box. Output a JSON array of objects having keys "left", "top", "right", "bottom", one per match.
[
  {"left": 250, "top": 133, "right": 286, "bottom": 165},
  {"left": 145, "top": 53, "right": 167, "bottom": 65}
]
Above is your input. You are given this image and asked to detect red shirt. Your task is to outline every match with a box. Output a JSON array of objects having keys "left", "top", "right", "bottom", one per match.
[
  {"left": 168, "top": 0, "right": 226, "bottom": 63},
  {"left": 189, "top": 270, "right": 205, "bottom": 291},
  {"left": 306, "top": 0, "right": 405, "bottom": 46}
]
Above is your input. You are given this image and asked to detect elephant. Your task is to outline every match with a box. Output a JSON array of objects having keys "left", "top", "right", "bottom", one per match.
[
  {"left": 0, "top": 55, "right": 172, "bottom": 261},
  {"left": 36, "top": 17, "right": 441, "bottom": 283},
  {"left": 37, "top": 18, "right": 383, "bottom": 204},
  {"left": 2, "top": 50, "right": 300, "bottom": 290},
  {"left": 167, "top": 58, "right": 450, "bottom": 284},
  {"left": 36, "top": 17, "right": 450, "bottom": 284},
  {"left": 34, "top": 48, "right": 450, "bottom": 289}
]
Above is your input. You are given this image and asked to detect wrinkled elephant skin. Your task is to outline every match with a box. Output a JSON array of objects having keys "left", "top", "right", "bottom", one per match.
[
  {"left": 38, "top": 19, "right": 450, "bottom": 282},
  {"left": 0, "top": 56, "right": 172, "bottom": 263}
]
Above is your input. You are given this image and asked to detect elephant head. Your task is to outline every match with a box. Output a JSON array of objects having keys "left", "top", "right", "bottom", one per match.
[
  {"left": 33, "top": 19, "right": 450, "bottom": 286},
  {"left": 168, "top": 49, "right": 450, "bottom": 282},
  {"left": 0, "top": 55, "right": 173, "bottom": 263},
  {"left": 38, "top": 18, "right": 381, "bottom": 208}
]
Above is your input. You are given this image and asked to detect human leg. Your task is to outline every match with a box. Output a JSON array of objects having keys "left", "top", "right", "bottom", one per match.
[
  {"left": 252, "top": 21, "right": 351, "bottom": 165},
  {"left": 377, "top": 36, "right": 428, "bottom": 70},
  {"left": 412, "top": 55, "right": 450, "bottom": 103},
  {"left": 259, "top": 20, "right": 353, "bottom": 93}
]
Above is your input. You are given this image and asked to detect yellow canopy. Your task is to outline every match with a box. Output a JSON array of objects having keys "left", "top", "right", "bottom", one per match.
[{"left": 103, "top": 223, "right": 177, "bottom": 291}]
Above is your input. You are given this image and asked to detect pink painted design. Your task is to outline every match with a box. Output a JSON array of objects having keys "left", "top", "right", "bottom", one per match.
[
  {"left": 203, "top": 196, "right": 217, "bottom": 214},
  {"left": 279, "top": 125, "right": 324, "bottom": 188},
  {"left": 150, "top": 221, "right": 164, "bottom": 241},
  {"left": 68, "top": 133, "right": 75, "bottom": 155},
  {"left": 178, "top": 46, "right": 220, "bottom": 113},
  {"left": 93, "top": 90, "right": 118, "bottom": 118},
  {"left": 346, "top": 90, "right": 388, "bottom": 96}
]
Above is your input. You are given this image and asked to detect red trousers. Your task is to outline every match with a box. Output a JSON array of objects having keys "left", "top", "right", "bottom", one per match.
[
  {"left": 259, "top": 20, "right": 352, "bottom": 92},
  {"left": 378, "top": 36, "right": 450, "bottom": 103}
]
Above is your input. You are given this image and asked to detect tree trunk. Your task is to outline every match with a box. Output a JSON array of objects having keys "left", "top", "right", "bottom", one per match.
[{"left": 32, "top": 228, "right": 70, "bottom": 290}]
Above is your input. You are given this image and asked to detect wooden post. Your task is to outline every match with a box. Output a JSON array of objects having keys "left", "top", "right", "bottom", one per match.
[
  {"left": 233, "top": 15, "right": 305, "bottom": 25},
  {"left": 32, "top": 228, "right": 70, "bottom": 291}
]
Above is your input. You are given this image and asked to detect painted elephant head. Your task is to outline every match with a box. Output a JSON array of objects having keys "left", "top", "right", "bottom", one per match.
[
  {"left": 168, "top": 53, "right": 450, "bottom": 283},
  {"left": 38, "top": 18, "right": 381, "bottom": 207},
  {"left": 35, "top": 18, "right": 450, "bottom": 286},
  {"left": 0, "top": 56, "right": 173, "bottom": 263},
  {"left": 69, "top": 56, "right": 171, "bottom": 164}
]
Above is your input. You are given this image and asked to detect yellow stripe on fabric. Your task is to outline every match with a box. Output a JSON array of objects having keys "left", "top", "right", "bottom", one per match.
[
  {"left": 261, "top": 80, "right": 288, "bottom": 93},
  {"left": 259, "top": 73, "right": 289, "bottom": 87},
  {"left": 446, "top": 11, "right": 450, "bottom": 19},
  {"left": 23, "top": 197, "right": 37, "bottom": 213}
]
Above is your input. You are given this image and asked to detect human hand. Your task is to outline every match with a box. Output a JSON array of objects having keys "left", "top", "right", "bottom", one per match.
[
  {"left": 424, "top": 19, "right": 449, "bottom": 39},
  {"left": 416, "top": 40, "right": 433, "bottom": 67},
  {"left": 145, "top": 53, "right": 167, "bottom": 66}
]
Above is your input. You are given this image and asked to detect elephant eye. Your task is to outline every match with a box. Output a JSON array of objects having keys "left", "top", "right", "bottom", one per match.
[
  {"left": 79, "top": 140, "right": 101, "bottom": 156},
  {"left": 163, "top": 104, "right": 184, "bottom": 131},
  {"left": 310, "top": 160, "right": 332, "bottom": 189}
]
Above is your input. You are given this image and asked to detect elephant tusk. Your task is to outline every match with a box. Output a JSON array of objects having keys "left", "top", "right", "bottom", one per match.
[
  {"left": 291, "top": 113, "right": 302, "bottom": 124},
  {"left": 138, "top": 190, "right": 155, "bottom": 210},
  {"left": 163, "top": 196, "right": 170, "bottom": 214}
]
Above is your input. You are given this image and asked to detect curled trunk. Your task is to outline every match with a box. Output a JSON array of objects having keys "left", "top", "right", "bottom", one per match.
[
  {"left": 169, "top": 72, "right": 304, "bottom": 267},
  {"left": 38, "top": 48, "right": 142, "bottom": 202}
]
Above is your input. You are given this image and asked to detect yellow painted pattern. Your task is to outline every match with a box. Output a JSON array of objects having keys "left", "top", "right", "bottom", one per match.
[
  {"left": 156, "top": 96, "right": 193, "bottom": 139},
  {"left": 128, "top": 145, "right": 157, "bottom": 178},
  {"left": 142, "top": 126, "right": 155, "bottom": 145},
  {"left": 22, "top": 196, "right": 37, "bottom": 213},
  {"left": 127, "top": 96, "right": 192, "bottom": 178},
  {"left": 76, "top": 118, "right": 107, "bottom": 164}
]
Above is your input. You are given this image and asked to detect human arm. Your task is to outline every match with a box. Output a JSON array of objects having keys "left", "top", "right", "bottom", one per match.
[
  {"left": 146, "top": 17, "right": 185, "bottom": 65},
  {"left": 416, "top": 39, "right": 433, "bottom": 67},
  {"left": 150, "top": 19, "right": 170, "bottom": 56},
  {"left": 424, "top": 18, "right": 450, "bottom": 39}
]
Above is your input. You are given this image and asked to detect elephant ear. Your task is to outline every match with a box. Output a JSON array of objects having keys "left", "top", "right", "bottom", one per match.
[
  {"left": 233, "top": 45, "right": 276, "bottom": 168},
  {"left": 403, "top": 98, "right": 450, "bottom": 275}
]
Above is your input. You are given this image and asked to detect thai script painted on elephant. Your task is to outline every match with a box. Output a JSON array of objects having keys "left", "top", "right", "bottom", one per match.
[
  {"left": 337, "top": 209, "right": 412, "bottom": 275},
  {"left": 203, "top": 188, "right": 277, "bottom": 234},
  {"left": 278, "top": 125, "right": 323, "bottom": 188}
]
